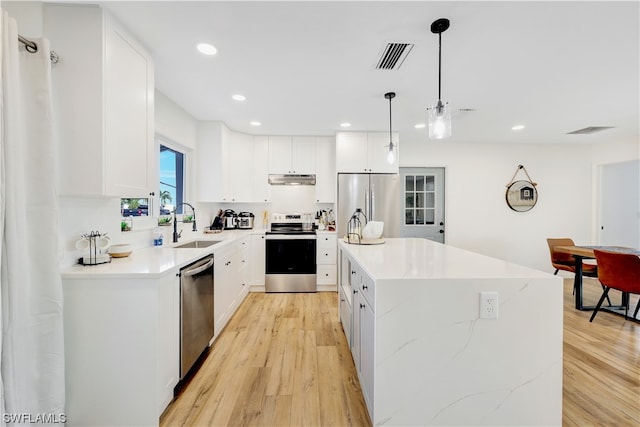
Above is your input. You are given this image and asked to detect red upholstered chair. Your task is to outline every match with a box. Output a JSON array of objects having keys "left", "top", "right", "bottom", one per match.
[
  {"left": 546, "top": 238, "right": 598, "bottom": 277},
  {"left": 590, "top": 249, "right": 640, "bottom": 322}
]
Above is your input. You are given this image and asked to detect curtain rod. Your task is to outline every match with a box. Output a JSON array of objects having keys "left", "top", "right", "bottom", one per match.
[{"left": 18, "top": 34, "right": 59, "bottom": 64}]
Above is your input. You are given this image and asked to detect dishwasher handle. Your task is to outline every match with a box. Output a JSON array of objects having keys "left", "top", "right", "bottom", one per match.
[{"left": 182, "top": 258, "right": 214, "bottom": 277}]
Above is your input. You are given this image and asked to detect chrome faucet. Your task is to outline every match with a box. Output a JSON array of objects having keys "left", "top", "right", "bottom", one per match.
[{"left": 173, "top": 202, "right": 197, "bottom": 243}]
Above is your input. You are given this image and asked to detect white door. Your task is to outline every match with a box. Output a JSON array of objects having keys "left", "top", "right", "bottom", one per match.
[
  {"left": 598, "top": 159, "right": 640, "bottom": 248},
  {"left": 399, "top": 167, "right": 445, "bottom": 243}
]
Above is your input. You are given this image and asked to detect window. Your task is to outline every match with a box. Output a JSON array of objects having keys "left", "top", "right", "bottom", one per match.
[
  {"left": 160, "top": 144, "right": 185, "bottom": 214},
  {"left": 404, "top": 174, "right": 436, "bottom": 225}
]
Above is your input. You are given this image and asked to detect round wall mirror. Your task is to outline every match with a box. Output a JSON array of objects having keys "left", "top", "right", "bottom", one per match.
[{"left": 506, "top": 180, "right": 538, "bottom": 212}]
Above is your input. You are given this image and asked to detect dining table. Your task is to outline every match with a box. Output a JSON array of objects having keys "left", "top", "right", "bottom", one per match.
[{"left": 554, "top": 245, "right": 640, "bottom": 318}]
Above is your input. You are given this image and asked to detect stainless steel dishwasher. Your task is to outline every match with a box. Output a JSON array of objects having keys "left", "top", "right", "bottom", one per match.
[{"left": 180, "top": 254, "right": 214, "bottom": 379}]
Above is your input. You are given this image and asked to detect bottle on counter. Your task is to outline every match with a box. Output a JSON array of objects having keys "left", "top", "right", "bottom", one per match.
[{"left": 154, "top": 228, "right": 163, "bottom": 246}]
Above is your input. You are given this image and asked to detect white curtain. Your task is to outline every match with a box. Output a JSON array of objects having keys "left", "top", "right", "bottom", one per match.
[{"left": 0, "top": 9, "right": 65, "bottom": 423}]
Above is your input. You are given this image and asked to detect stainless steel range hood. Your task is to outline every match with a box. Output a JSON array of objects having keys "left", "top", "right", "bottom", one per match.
[{"left": 268, "top": 174, "right": 316, "bottom": 186}]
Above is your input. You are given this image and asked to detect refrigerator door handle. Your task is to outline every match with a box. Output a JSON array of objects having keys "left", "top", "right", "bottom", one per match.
[
  {"left": 364, "top": 187, "right": 370, "bottom": 219},
  {"left": 370, "top": 187, "right": 375, "bottom": 221}
]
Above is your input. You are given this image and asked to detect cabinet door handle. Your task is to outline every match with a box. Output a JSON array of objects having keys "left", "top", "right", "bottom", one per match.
[
  {"left": 360, "top": 304, "right": 365, "bottom": 309},
  {"left": 362, "top": 285, "right": 368, "bottom": 290},
  {"left": 353, "top": 289, "right": 358, "bottom": 294}
]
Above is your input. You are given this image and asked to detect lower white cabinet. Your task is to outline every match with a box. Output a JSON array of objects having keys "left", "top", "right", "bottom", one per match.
[
  {"left": 338, "top": 284, "right": 352, "bottom": 345},
  {"left": 62, "top": 270, "right": 179, "bottom": 426},
  {"left": 316, "top": 231, "right": 337, "bottom": 287},
  {"left": 250, "top": 233, "right": 266, "bottom": 287},
  {"left": 214, "top": 236, "right": 251, "bottom": 336},
  {"left": 340, "top": 248, "right": 375, "bottom": 417}
]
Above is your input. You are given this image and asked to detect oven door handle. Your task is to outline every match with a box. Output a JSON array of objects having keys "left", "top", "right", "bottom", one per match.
[
  {"left": 265, "top": 234, "right": 317, "bottom": 240},
  {"left": 182, "top": 258, "right": 214, "bottom": 277}
]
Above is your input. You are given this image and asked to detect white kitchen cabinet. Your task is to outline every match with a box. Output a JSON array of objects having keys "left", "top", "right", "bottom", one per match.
[
  {"left": 268, "top": 136, "right": 316, "bottom": 174},
  {"left": 45, "top": 4, "right": 155, "bottom": 198},
  {"left": 62, "top": 269, "right": 179, "bottom": 426},
  {"left": 214, "top": 236, "right": 251, "bottom": 335},
  {"left": 315, "top": 136, "right": 336, "bottom": 202},
  {"left": 338, "top": 249, "right": 353, "bottom": 345},
  {"left": 336, "top": 131, "right": 398, "bottom": 173},
  {"left": 197, "top": 123, "right": 256, "bottom": 202},
  {"left": 236, "top": 236, "right": 251, "bottom": 302},
  {"left": 253, "top": 136, "right": 270, "bottom": 202},
  {"left": 157, "top": 271, "right": 180, "bottom": 414},
  {"left": 345, "top": 254, "right": 375, "bottom": 416},
  {"left": 316, "top": 231, "right": 337, "bottom": 288},
  {"left": 250, "top": 234, "right": 266, "bottom": 287},
  {"left": 226, "top": 132, "right": 254, "bottom": 202},
  {"left": 338, "top": 284, "right": 352, "bottom": 346},
  {"left": 358, "top": 287, "right": 375, "bottom": 412}
]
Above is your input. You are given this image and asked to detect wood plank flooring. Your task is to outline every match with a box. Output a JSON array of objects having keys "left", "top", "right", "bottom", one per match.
[
  {"left": 161, "top": 279, "right": 639, "bottom": 427},
  {"left": 161, "top": 292, "right": 371, "bottom": 427},
  {"left": 562, "top": 277, "right": 640, "bottom": 426}
]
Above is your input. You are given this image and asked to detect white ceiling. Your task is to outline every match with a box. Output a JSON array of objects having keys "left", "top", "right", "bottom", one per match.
[{"left": 101, "top": 1, "right": 639, "bottom": 145}]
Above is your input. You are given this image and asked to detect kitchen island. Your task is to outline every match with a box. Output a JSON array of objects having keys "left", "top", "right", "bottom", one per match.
[{"left": 338, "top": 238, "right": 562, "bottom": 426}]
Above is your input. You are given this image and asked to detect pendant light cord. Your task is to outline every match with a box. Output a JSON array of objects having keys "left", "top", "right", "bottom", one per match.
[
  {"left": 389, "top": 96, "right": 393, "bottom": 145},
  {"left": 438, "top": 31, "right": 442, "bottom": 101}
]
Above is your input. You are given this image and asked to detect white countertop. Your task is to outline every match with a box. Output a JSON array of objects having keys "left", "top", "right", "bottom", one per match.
[
  {"left": 61, "top": 229, "right": 265, "bottom": 279},
  {"left": 339, "top": 237, "right": 553, "bottom": 281}
]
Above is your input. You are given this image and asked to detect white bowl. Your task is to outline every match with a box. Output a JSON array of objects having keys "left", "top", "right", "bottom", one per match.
[
  {"left": 108, "top": 244, "right": 133, "bottom": 258},
  {"left": 362, "top": 221, "right": 384, "bottom": 239}
]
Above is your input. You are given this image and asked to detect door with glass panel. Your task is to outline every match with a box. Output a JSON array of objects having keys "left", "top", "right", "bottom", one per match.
[{"left": 399, "top": 167, "right": 445, "bottom": 243}]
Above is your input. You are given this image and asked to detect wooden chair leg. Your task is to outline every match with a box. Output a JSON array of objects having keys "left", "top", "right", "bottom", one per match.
[
  {"left": 589, "top": 287, "right": 611, "bottom": 322},
  {"left": 633, "top": 298, "right": 640, "bottom": 319}
]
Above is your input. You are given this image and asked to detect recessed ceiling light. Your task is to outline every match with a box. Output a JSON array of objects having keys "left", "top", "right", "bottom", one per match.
[
  {"left": 250, "top": 121, "right": 261, "bottom": 127},
  {"left": 340, "top": 122, "right": 351, "bottom": 128},
  {"left": 232, "top": 94, "right": 246, "bottom": 101},
  {"left": 196, "top": 43, "right": 218, "bottom": 56},
  {"left": 512, "top": 124, "right": 525, "bottom": 131},
  {"left": 414, "top": 123, "right": 426, "bottom": 129}
]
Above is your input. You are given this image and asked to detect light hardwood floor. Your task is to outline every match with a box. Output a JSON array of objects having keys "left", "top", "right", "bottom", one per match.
[
  {"left": 562, "top": 277, "right": 640, "bottom": 426},
  {"left": 161, "top": 279, "right": 639, "bottom": 427},
  {"left": 161, "top": 292, "right": 371, "bottom": 427}
]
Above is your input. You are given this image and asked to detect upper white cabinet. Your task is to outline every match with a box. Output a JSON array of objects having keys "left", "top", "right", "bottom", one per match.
[
  {"left": 268, "top": 136, "right": 316, "bottom": 174},
  {"left": 253, "top": 136, "right": 270, "bottom": 202},
  {"left": 197, "top": 123, "right": 257, "bottom": 202},
  {"left": 44, "top": 4, "right": 155, "bottom": 198},
  {"left": 315, "top": 136, "right": 335, "bottom": 203},
  {"left": 336, "top": 132, "right": 398, "bottom": 173}
]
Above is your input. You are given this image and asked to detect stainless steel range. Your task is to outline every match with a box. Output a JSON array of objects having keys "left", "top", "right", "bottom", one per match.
[{"left": 265, "top": 213, "right": 316, "bottom": 292}]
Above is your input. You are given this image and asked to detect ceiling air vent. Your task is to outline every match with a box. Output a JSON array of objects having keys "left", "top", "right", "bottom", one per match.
[
  {"left": 567, "top": 126, "right": 614, "bottom": 135},
  {"left": 376, "top": 42, "right": 414, "bottom": 70}
]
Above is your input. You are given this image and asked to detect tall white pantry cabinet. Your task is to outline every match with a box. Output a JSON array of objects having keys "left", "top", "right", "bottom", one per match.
[{"left": 44, "top": 3, "right": 155, "bottom": 198}]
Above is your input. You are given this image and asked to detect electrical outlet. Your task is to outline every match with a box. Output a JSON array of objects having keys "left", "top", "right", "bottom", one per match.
[{"left": 480, "top": 291, "right": 499, "bottom": 319}]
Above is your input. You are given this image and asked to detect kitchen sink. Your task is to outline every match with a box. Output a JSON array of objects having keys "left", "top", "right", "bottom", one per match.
[{"left": 174, "top": 240, "right": 221, "bottom": 249}]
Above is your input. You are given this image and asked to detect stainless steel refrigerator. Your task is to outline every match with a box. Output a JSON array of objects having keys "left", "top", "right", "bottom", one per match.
[{"left": 337, "top": 173, "right": 400, "bottom": 238}]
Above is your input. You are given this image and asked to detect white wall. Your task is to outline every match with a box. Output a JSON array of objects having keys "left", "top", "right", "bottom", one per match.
[
  {"left": 3, "top": 1, "right": 43, "bottom": 35},
  {"left": 401, "top": 140, "right": 595, "bottom": 272},
  {"left": 155, "top": 90, "right": 197, "bottom": 151}
]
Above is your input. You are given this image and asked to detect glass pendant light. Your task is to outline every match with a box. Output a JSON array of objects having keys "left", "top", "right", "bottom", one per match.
[
  {"left": 428, "top": 18, "right": 451, "bottom": 140},
  {"left": 385, "top": 92, "right": 396, "bottom": 164}
]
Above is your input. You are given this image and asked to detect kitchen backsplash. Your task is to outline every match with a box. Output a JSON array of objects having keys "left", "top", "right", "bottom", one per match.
[{"left": 58, "top": 185, "right": 333, "bottom": 267}]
